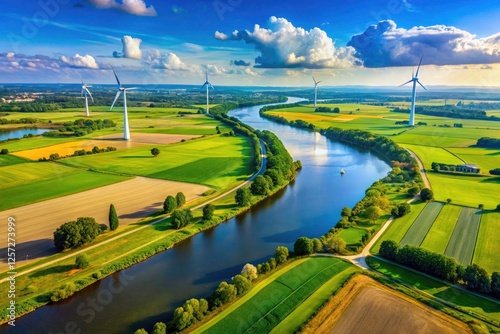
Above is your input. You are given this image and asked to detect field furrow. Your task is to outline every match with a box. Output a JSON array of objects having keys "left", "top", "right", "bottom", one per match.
[
  {"left": 444, "top": 207, "right": 482, "bottom": 265},
  {"left": 400, "top": 202, "right": 443, "bottom": 247},
  {"left": 420, "top": 204, "right": 461, "bottom": 253}
]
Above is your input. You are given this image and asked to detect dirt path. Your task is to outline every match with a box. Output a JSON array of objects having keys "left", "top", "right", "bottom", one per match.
[{"left": 405, "top": 147, "right": 432, "bottom": 189}]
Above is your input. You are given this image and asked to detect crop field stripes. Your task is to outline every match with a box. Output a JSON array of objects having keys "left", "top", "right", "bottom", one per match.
[
  {"left": 420, "top": 204, "right": 461, "bottom": 253},
  {"left": 444, "top": 207, "right": 482, "bottom": 265},
  {"left": 400, "top": 202, "right": 443, "bottom": 247}
]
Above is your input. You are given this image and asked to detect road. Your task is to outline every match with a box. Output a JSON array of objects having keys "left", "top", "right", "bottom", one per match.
[{"left": 405, "top": 147, "right": 432, "bottom": 189}]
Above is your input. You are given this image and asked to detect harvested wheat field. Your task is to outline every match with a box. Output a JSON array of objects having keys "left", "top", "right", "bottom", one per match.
[
  {"left": 12, "top": 133, "right": 199, "bottom": 160},
  {"left": 0, "top": 176, "right": 209, "bottom": 272},
  {"left": 299, "top": 275, "right": 471, "bottom": 334}
]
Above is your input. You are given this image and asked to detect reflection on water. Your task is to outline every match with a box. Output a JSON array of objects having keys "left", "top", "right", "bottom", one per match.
[{"left": 2, "top": 98, "right": 391, "bottom": 334}]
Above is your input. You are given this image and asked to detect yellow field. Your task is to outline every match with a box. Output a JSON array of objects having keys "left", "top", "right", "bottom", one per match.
[{"left": 13, "top": 133, "right": 199, "bottom": 160}]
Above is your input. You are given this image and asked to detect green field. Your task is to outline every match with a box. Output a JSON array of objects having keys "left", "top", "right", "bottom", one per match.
[
  {"left": 448, "top": 147, "right": 500, "bottom": 172},
  {"left": 427, "top": 172, "right": 499, "bottom": 209},
  {"left": 401, "top": 144, "right": 464, "bottom": 167},
  {"left": 444, "top": 207, "right": 482, "bottom": 265},
  {"left": 474, "top": 212, "right": 500, "bottom": 273},
  {"left": 368, "top": 257, "right": 500, "bottom": 325},
  {"left": 400, "top": 202, "right": 443, "bottom": 247},
  {"left": 61, "top": 135, "right": 253, "bottom": 189},
  {"left": 420, "top": 205, "right": 461, "bottom": 253},
  {"left": 0, "top": 153, "right": 29, "bottom": 166},
  {"left": 198, "top": 257, "right": 354, "bottom": 334},
  {"left": 338, "top": 227, "right": 366, "bottom": 245},
  {"left": 0, "top": 162, "right": 129, "bottom": 210},
  {"left": 371, "top": 201, "right": 427, "bottom": 254}
]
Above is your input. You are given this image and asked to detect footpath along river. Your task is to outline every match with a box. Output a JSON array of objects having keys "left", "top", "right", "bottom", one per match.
[{"left": 2, "top": 97, "right": 390, "bottom": 333}]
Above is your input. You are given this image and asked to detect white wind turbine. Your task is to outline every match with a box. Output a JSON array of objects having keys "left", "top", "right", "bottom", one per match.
[
  {"left": 313, "top": 77, "right": 322, "bottom": 107},
  {"left": 201, "top": 70, "right": 214, "bottom": 114},
  {"left": 110, "top": 67, "right": 136, "bottom": 140},
  {"left": 400, "top": 56, "right": 427, "bottom": 126},
  {"left": 79, "top": 75, "right": 93, "bottom": 117}
]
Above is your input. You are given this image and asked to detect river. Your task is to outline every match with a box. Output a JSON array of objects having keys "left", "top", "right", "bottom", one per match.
[
  {"left": 0, "top": 128, "right": 50, "bottom": 141},
  {"left": 2, "top": 98, "right": 390, "bottom": 334}
]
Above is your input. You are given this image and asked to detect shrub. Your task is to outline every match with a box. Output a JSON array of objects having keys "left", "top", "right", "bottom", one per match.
[
  {"left": 75, "top": 254, "right": 90, "bottom": 269},
  {"left": 0, "top": 148, "right": 8, "bottom": 154},
  {"left": 235, "top": 187, "right": 252, "bottom": 207},
  {"left": 202, "top": 204, "right": 215, "bottom": 221},
  {"left": 275, "top": 246, "right": 289, "bottom": 265},
  {"left": 176, "top": 192, "right": 186, "bottom": 207},
  {"left": 53, "top": 217, "right": 101, "bottom": 251},
  {"left": 171, "top": 209, "right": 193, "bottom": 229},
  {"left": 163, "top": 195, "right": 177, "bottom": 214},
  {"left": 294, "top": 236, "right": 313, "bottom": 256},
  {"left": 420, "top": 188, "right": 433, "bottom": 201}
]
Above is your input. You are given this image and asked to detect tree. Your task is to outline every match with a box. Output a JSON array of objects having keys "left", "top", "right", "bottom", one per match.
[
  {"left": 151, "top": 322, "right": 166, "bottom": 334},
  {"left": 407, "top": 186, "right": 420, "bottom": 197},
  {"left": 250, "top": 175, "right": 271, "bottom": 196},
  {"left": 171, "top": 209, "right": 193, "bottom": 229},
  {"left": 478, "top": 204, "right": 484, "bottom": 210},
  {"left": 323, "top": 235, "right": 346, "bottom": 254},
  {"left": 241, "top": 263, "right": 258, "bottom": 280},
  {"left": 497, "top": 203, "right": 500, "bottom": 212},
  {"left": 151, "top": 147, "right": 160, "bottom": 157},
  {"left": 134, "top": 329, "right": 148, "bottom": 334},
  {"left": 108, "top": 204, "right": 119, "bottom": 231},
  {"left": 275, "top": 246, "right": 289, "bottom": 265},
  {"left": 464, "top": 264, "right": 491, "bottom": 293},
  {"left": 54, "top": 217, "right": 101, "bottom": 251},
  {"left": 264, "top": 169, "right": 283, "bottom": 187},
  {"left": 365, "top": 205, "right": 382, "bottom": 222},
  {"left": 379, "top": 240, "right": 400, "bottom": 261},
  {"left": 235, "top": 187, "right": 252, "bottom": 207},
  {"left": 312, "top": 238, "right": 323, "bottom": 253},
  {"left": 202, "top": 204, "right": 215, "bottom": 220},
  {"left": 0, "top": 148, "right": 8, "bottom": 155},
  {"left": 391, "top": 203, "right": 411, "bottom": 217},
  {"left": 176, "top": 192, "right": 186, "bottom": 207},
  {"left": 75, "top": 254, "right": 89, "bottom": 269},
  {"left": 294, "top": 236, "right": 313, "bottom": 256},
  {"left": 341, "top": 206, "right": 352, "bottom": 218},
  {"left": 447, "top": 198, "right": 452, "bottom": 204},
  {"left": 163, "top": 195, "right": 177, "bottom": 214},
  {"left": 232, "top": 274, "right": 251, "bottom": 295},
  {"left": 420, "top": 188, "right": 433, "bottom": 201},
  {"left": 491, "top": 272, "right": 500, "bottom": 298},
  {"left": 211, "top": 282, "right": 237, "bottom": 308}
]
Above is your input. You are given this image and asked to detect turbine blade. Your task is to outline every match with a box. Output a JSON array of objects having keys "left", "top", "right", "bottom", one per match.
[
  {"left": 110, "top": 90, "right": 121, "bottom": 110},
  {"left": 417, "top": 80, "right": 427, "bottom": 91},
  {"left": 111, "top": 66, "right": 121, "bottom": 87},
  {"left": 399, "top": 79, "right": 413, "bottom": 87},
  {"left": 312, "top": 76, "right": 317, "bottom": 84},
  {"left": 124, "top": 87, "right": 138, "bottom": 90},
  {"left": 415, "top": 55, "right": 423, "bottom": 77},
  {"left": 85, "top": 88, "right": 94, "bottom": 103},
  {"left": 317, "top": 80, "right": 322, "bottom": 84},
  {"left": 201, "top": 83, "right": 207, "bottom": 89}
]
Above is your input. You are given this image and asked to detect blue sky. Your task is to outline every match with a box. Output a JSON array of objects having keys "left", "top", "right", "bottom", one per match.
[{"left": 0, "top": 0, "right": 499, "bottom": 86}]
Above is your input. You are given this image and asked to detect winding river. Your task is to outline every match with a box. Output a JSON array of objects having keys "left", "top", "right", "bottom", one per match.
[{"left": 3, "top": 98, "right": 391, "bottom": 334}]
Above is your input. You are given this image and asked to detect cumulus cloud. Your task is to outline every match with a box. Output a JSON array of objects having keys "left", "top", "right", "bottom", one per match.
[
  {"left": 144, "top": 51, "right": 190, "bottom": 70},
  {"left": 215, "top": 16, "right": 359, "bottom": 69},
  {"left": 86, "top": 0, "right": 157, "bottom": 16},
  {"left": 231, "top": 60, "right": 250, "bottom": 66},
  {"left": 348, "top": 20, "right": 500, "bottom": 67},
  {"left": 0, "top": 52, "right": 84, "bottom": 73},
  {"left": 60, "top": 54, "right": 99, "bottom": 68},
  {"left": 114, "top": 36, "right": 142, "bottom": 59}
]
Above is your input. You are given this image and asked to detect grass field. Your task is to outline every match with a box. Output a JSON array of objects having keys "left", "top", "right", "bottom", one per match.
[
  {"left": 420, "top": 205, "right": 461, "bottom": 253},
  {"left": 474, "top": 211, "right": 500, "bottom": 273},
  {"left": 198, "top": 257, "right": 354, "bottom": 334},
  {"left": 60, "top": 135, "right": 253, "bottom": 189},
  {"left": 371, "top": 201, "right": 427, "bottom": 254},
  {"left": 400, "top": 202, "right": 443, "bottom": 247},
  {"left": 444, "top": 207, "right": 483, "bottom": 265},
  {"left": 338, "top": 228, "right": 366, "bottom": 246},
  {"left": 0, "top": 162, "right": 129, "bottom": 210},
  {"left": 427, "top": 172, "right": 500, "bottom": 209},
  {"left": 401, "top": 144, "right": 464, "bottom": 167},
  {"left": 448, "top": 147, "right": 500, "bottom": 172},
  {"left": 368, "top": 257, "right": 500, "bottom": 325},
  {"left": 0, "top": 153, "right": 29, "bottom": 166}
]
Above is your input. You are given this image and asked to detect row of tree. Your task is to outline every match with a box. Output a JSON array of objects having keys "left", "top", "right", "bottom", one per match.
[
  {"left": 477, "top": 137, "right": 500, "bottom": 148},
  {"left": 43, "top": 118, "right": 116, "bottom": 137},
  {"left": 38, "top": 146, "right": 117, "bottom": 162},
  {"left": 392, "top": 106, "right": 499, "bottom": 121},
  {"left": 380, "top": 240, "right": 500, "bottom": 298}
]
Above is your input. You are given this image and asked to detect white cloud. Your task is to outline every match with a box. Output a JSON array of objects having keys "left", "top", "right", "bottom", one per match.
[
  {"left": 348, "top": 20, "right": 500, "bottom": 67},
  {"left": 122, "top": 35, "right": 142, "bottom": 59},
  {"left": 147, "top": 52, "right": 190, "bottom": 70},
  {"left": 86, "top": 0, "right": 157, "bottom": 16},
  {"left": 215, "top": 16, "right": 359, "bottom": 69},
  {"left": 60, "top": 54, "right": 99, "bottom": 69}
]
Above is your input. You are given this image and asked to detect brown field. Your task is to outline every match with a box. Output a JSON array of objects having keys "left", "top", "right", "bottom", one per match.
[
  {"left": 0, "top": 176, "right": 209, "bottom": 272},
  {"left": 299, "top": 275, "right": 471, "bottom": 334},
  {"left": 12, "top": 133, "right": 199, "bottom": 160}
]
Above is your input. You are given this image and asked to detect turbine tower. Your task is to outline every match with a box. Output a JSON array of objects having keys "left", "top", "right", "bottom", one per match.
[
  {"left": 313, "top": 77, "right": 322, "bottom": 107},
  {"left": 79, "top": 75, "right": 93, "bottom": 117},
  {"left": 400, "top": 56, "right": 427, "bottom": 126},
  {"left": 110, "top": 67, "right": 136, "bottom": 140},
  {"left": 201, "top": 70, "right": 214, "bottom": 114}
]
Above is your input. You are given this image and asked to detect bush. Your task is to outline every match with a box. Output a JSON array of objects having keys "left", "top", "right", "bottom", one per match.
[
  {"left": 176, "top": 192, "right": 186, "bottom": 207},
  {"left": 171, "top": 209, "right": 193, "bottom": 229},
  {"left": 250, "top": 175, "right": 271, "bottom": 196},
  {"left": 341, "top": 206, "right": 352, "bottom": 218},
  {"left": 53, "top": 217, "right": 101, "bottom": 251},
  {"left": 232, "top": 274, "right": 251, "bottom": 295},
  {"left": 0, "top": 148, "right": 8, "bottom": 154},
  {"left": 294, "top": 236, "right": 313, "bottom": 256},
  {"left": 275, "top": 246, "right": 289, "bottom": 265},
  {"left": 50, "top": 283, "right": 76, "bottom": 302},
  {"left": 241, "top": 263, "right": 258, "bottom": 280},
  {"left": 235, "top": 187, "right": 252, "bottom": 207},
  {"left": 75, "top": 254, "right": 90, "bottom": 269},
  {"left": 391, "top": 203, "right": 411, "bottom": 217},
  {"left": 151, "top": 147, "right": 160, "bottom": 157},
  {"left": 407, "top": 186, "right": 420, "bottom": 197},
  {"left": 202, "top": 204, "right": 215, "bottom": 220},
  {"left": 420, "top": 188, "right": 433, "bottom": 201}
]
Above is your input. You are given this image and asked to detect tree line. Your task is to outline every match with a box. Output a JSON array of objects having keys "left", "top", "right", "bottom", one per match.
[
  {"left": 43, "top": 118, "right": 116, "bottom": 137},
  {"left": 477, "top": 137, "right": 500, "bottom": 148},
  {"left": 380, "top": 240, "right": 500, "bottom": 298},
  {"left": 392, "top": 106, "right": 499, "bottom": 121}
]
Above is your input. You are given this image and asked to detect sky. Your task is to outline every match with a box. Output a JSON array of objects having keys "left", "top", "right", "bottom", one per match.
[{"left": 0, "top": 0, "right": 499, "bottom": 87}]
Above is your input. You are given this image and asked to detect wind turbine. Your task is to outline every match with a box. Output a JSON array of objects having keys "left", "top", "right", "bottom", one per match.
[
  {"left": 79, "top": 75, "right": 93, "bottom": 117},
  {"left": 201, "top": 70, "right": 214, "bottom": 114},
  {"left": 313, "top": 77, "right": 322, "bottom": 107},
  {"left": 400, "top": 56, "right": 427, "bottom": 126},
  {"left": 110, "top": 67, "right": 136, "bottom": 140}
]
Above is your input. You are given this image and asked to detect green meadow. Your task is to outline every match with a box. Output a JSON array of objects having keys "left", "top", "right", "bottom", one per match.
[
  {"left": 420, "top": 204, "right": 461, "bottom": 253},
  {"left": 61, "top": 135, "right": 253, "bottom": 189},
  {"left": 0, "top": 162, "right": 129, "bottom": 210},
  {"left": 474, "top": 211, "right": 500, "bottom": 273},
  {"left": 0, "top": 153, "right": 29, "bottom": 166},
  {"left": 400, "top": 202, "right": 443, "bottom": 247}
]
